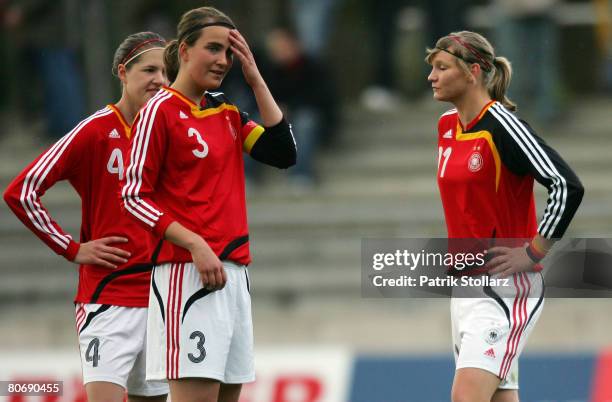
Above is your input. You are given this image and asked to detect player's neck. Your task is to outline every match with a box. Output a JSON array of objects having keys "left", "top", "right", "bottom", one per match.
[
  {"left": 114, "top": 97, "right": 138, "bottom": 125},
  {"left": 454, "top": 90, "right": 492, "bottom": 129},
  {"left": 172, "top": 73, "right": 205, "bottom": 106}
]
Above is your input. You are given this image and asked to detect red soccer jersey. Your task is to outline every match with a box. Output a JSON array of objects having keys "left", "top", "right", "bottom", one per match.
[
  {"left": 437, "top": 101, "right": 583, "bottom": 241},
  {"left": 122, "top": 87, "right": 265, "bottom": 265},
  {"left": 4, "top": 105, "right": 158, "bottom": 306}
]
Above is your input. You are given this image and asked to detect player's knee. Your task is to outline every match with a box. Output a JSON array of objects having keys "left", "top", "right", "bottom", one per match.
[
  {"left": 128, "top": 394, "right": 168, "bottom": 402},
  {"left": 85, "top": 382, "right": 125, "bottom": 402},
  {"left": 491, "top": 389, "right": 520, "bottom": 402},
  {"left": 218, "top": 383, "right": 242, "bottom": 402},
  {"left": 451, "top": 385, "right": 488, "bottom": 402}
]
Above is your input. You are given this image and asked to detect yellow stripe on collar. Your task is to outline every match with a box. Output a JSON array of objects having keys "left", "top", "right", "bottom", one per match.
[{"left": 456, "top": 125, "right": 502, "bottom": 192}]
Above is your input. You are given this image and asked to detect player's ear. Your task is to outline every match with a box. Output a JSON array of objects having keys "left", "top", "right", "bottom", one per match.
[
  {"left": 468, "top": 63, "right": 481, "bottom": 84},
  {"left": 179, "top": 41, "right": 189, "bottom": 63},
  {"left": 117, "top": 64, "right": 127, "bottom": 83}
]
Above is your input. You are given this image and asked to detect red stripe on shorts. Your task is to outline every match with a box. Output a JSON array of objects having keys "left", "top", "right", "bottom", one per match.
[
  {"left": 502, "top": 273, "right": 527, "bottom": 379},
  {"left": 503, "top": 273, "right": 527, "bottom": 379},
  {"left": 512, "top": 274, "right": 532, "bottom": 377},
  {"left": 75, "top": 304, "right": 85, "bottom": 332},
  {"left": 501, "top": 273, "right": 530, "bottom": 379},
  {"left": 171, "top": 263, "right": 181, "bottom": 379},
  {"left": 166, "top": 264, "right": 175, "bottom": 379},
  {"left": 499, "top": 273, "right": 523, "bottom": 378},
  {"left": 174, "top": 263, "right": 184, "bottom": 378}
]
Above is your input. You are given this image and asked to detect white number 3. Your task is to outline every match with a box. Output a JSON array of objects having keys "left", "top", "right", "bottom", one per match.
[
  {"left": 188, "top": 128, "right": 209, "bottom": 159},
  {"left": 107, "top": 148, "right": 124, "bottom": 179}
]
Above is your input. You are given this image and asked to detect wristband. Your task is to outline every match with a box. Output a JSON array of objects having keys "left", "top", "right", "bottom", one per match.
[{"left": 525, "top": 242, "right": 546, "bottom": 263}]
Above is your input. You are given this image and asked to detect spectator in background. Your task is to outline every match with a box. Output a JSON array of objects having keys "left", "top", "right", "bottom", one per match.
[
  {"left": 360, "top": 0, "right": 468, "bottom": 110},
  {"left": 0, "top": 1, "right": 17, "bottom": 135},
  {"left": 129, "top": 0, "right": 175, "bottom": 40},
  {"left": 360, "top": 0, "right": 404, "bottom": 111},
  {"left": 289, "top": 0, "right": 341, "bottom": 60},
  {"left": 494, "top": 0, "right": 563, "bottom": 125},
  {"left": 422, "top": 0, "right": 467, "bottom": 57},
  {"left": 4, "top": 0, "right": 85, "bottom": 140},
  {"left": 264, "top": 27, "right": 339, "bottom": 189},
  {"left": 593, "top": 0, "right": 612, "bottom": 91}
]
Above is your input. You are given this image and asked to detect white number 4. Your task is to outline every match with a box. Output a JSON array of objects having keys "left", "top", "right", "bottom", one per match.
[{"left": 107, "top": 148, "right": 124, "bottom": 179}]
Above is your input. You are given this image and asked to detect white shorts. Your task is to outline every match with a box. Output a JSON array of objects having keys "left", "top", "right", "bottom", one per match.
[
  {"left": 75, "top": 304, "right": 169, "bottom": 396},
  {"left": 147, "top": 261, "right": 254, "bottom": 383},
  {"left": 451, "top": 272, "right": 545, "bottom": 389}
]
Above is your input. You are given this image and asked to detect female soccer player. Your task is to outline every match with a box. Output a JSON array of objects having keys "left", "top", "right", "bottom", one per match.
[
  {"left": 426, "top": 31, "right": 584, "bottom": 402},
  {"left": 4, "top": 32, "right": 169, "bottom": 402},
  {"left": 121, "top": 7, "right": 296, "bottom": 402}
]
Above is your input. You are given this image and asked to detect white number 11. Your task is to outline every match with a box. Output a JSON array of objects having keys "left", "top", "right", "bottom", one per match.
[{"left": 438, "top": 146, "right": 452, "bottom": 178}]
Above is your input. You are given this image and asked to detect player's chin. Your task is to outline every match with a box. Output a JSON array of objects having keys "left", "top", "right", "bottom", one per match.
[
  {"left": 209, "top": 73, "right": 226, "bottom": 86},
  {"left": 432, "top": 91, "right": 448, "bottom": 102},
  {"left": 143, "top": 91, "right": 156, "bottom": 101},
  {"left": 200, "top": 75, "right": 223, "bottom": 90}
]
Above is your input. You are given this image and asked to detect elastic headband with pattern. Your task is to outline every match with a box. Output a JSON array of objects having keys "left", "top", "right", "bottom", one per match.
[
  {"left": 121, "top": 38, "right": 166, "bottom": 66},
  {"left": 437, "top": 35, "right": 493, "bottom": 72},
  {"left": 179, "top": 21, "right": 236, "bottom": 43}
]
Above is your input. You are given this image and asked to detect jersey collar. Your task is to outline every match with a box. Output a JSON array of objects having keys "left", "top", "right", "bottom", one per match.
[
  {"left": 107, "top": 104, "right": 131, "bottom": 139},
  {"left": 459, "top": 100, "right": 496, "bottom": 132},
  {"left": 162, "top": 86, "right": 238, "bottom": 119}
]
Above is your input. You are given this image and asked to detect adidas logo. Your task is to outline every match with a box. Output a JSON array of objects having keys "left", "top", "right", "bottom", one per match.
[
  {"left": 179, "top": 111, "right": 189, "bottom": 119},
  {"left": 443, "top": 129, "right": 453, "bottom": 139},
  {"left": 484, "top": 348, "right": 496, "bottom": 359},
  {"left": 108, "top": 129, "right": 120, "bottom": 139}
]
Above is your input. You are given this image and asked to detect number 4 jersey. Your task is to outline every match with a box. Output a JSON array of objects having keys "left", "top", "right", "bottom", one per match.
[
  {"left": 3, "top": 105, "right": 158, "bottom": 307},
  {"left": 436, "top": 100, "right": 583, "bottom": 240}
]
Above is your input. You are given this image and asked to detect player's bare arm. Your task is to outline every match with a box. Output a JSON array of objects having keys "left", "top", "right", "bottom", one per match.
[
  {"left": 486, "top": 235, "right": 555, "bottom": 277},
  {"left": 229, "top": 29, "right": 283, "bottom": 126},
  {"left": 485, "top": 245, "right": 534, "bottom": 278},
  {"left": 73, "top": 236, "right": 131, "bottom": 269},
  {"left": 163, "top": 221, "right": 226, "bottom": 290}
]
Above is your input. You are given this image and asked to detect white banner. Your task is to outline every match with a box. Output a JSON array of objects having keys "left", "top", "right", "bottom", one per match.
[{"left": 0, "top": 347, "right": 351, "bottom": 402}]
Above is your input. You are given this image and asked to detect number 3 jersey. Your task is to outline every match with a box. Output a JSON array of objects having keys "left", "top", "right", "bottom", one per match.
[
  {"left": 3, "top": 105, "right": 158, "bottom": 306},
  {"left": 436, "top": 101, "right": 583, "bottom": 240},
  {"left": 122, "top": 87, "right": 266, "bottom": 266}
]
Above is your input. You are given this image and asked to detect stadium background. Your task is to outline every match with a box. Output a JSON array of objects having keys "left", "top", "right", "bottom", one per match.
[{"left": 0, "top": 0, "right": 611, "bottom": 401}]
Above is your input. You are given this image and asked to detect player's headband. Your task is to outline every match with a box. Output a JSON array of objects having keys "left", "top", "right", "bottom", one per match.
[
  {"left": 180, "top": 21, "right": 236, "bottom": 43},
  {"left": 121, "top": 38, "right": 166, "bottom": 67},
  {"left": 437, "top": 35, "right": 493, "bottom": 72}
]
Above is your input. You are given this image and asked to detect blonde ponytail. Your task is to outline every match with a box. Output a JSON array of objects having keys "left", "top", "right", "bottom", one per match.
[
  {"left": 426, "top": 31, "right": 520, "bottom": 111},
  {"left": 489, "top": 56, "right": 516, "bottom": 112}
]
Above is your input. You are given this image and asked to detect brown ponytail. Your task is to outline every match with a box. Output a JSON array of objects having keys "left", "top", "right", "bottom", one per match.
[
  {"left": 164, "top": 39, "right": 179, "bottom": 84},
  {"left": 166, "top": 7, "right": 235, "bottom": 84}
]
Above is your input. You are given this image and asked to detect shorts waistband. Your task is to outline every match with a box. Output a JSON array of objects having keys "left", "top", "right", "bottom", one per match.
[
  {"left": 223, "top": 261, "right": 246, "bottom": 270},
  {"left": 155, "top": 261, "right": 246, "bottom": 270}
]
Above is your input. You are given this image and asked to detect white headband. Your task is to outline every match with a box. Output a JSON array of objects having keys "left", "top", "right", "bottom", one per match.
[{"left": 123, "top": 46, "right": 165, "bottom": 67}]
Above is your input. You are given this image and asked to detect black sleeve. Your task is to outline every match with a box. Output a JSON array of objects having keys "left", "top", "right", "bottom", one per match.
[
  {"left": 491, "top": 105, "right": 584, "bottom": 239},
  {"left": 249, "top": 118, "right": 297, "bottom": 169}
]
